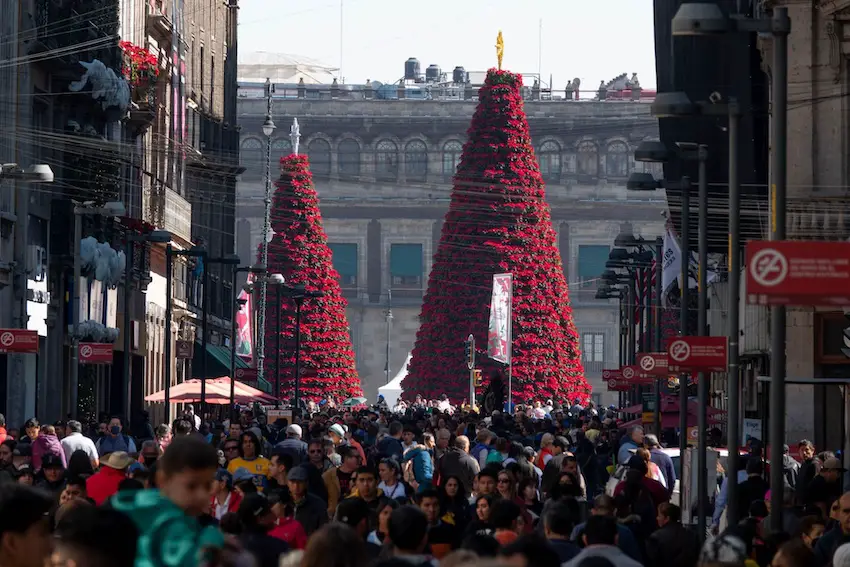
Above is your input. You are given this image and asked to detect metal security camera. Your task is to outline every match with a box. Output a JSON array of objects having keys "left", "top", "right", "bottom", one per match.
[{"left": 709, "top": 91, "right": 723, "bottom": 104}]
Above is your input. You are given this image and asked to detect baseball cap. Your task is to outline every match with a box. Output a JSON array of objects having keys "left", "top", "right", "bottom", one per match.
[
  {"left": 238, "top": 493, "right": 272, "bottom": 526},
  {"left": 329, "top": 424, "right": 346, "bottom": 438},
  {"left": 41, "top": 453, "right": 64, "bottom": 469},
  {"left": 287, "top": 465, "right": 310, "bottom": 482},
  {"left": 286, "top": 424, "right": 303, "bottom": 437},
  {"left": 215, "top": 469, "right": 233, "bottom": 488},
  {"left": 232, "top": 467, "right": 255, "bottom": 483},
  {"left": 823, "top": 457, "right": 846, "bottom": 471},
  {"left": 335, "top": 497, "right": 370, "bottom": 527}
]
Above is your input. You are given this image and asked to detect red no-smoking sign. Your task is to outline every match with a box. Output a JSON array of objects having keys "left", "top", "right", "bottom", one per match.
[
  {"left": 0, "top": 329, "right": 38, "bottom": 354},
  {"left": 667, "top": 336, "right": 728, "bottom": 372},
  {"left": 636, "top": 353, "right": 668, "bottom": 376},
  {"left": 746, "top": 240, "right": 850, "bottom": 306}
]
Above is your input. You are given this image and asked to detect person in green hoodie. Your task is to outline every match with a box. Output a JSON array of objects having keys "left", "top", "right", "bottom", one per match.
[{"left": 111, "top": 436, "right": 224, "bottom": 567}]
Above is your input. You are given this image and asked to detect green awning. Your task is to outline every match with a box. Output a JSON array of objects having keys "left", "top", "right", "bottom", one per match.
[
  {"left": 578, "top": 245, "right": 610, "bottom": 279},
  {"left": 390, "top": 243, "right": 423, "bottom": 277},
  {"left": 328, "top": 243, "right": 358, "bottom": 277},
  {"left": 192, "top": 343, "right": 250, "bottom": 379}
]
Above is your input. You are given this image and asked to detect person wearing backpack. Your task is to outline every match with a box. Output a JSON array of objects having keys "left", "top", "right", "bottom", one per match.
[{"left": 95, "top": 416, "right": 136, "bottom": 456}]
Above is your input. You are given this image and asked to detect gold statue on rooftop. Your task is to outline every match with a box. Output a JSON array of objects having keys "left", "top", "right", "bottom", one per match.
[{"left": 496, "top": 31, "right": 504, "bottom": 70}]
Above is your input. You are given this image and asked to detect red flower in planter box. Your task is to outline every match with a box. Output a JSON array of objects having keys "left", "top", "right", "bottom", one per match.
[
  {"left": 402, "top": 68, "right": 591, "bottom": 405},
  {"left": 120, "top": 41, "right": 159, "bottom": 88}
]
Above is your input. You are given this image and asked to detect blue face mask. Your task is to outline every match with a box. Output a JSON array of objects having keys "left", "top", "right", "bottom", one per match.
[{"left": 110, "top": 425, "right": 121, "bottom": 435}]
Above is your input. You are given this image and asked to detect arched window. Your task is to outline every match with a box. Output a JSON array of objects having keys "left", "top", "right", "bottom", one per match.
[
  {"left": 606, "top": 141, "right": 630, "bottom": 177},
  {"left": 338, "top": 138, "right": 361, "bottom": 176},
  {"left": 240, "top": 137, "right": 263, "bottom": 177},
  {"left": 577, "top": 141, "right": 598, "bottom": 177},
  {"left": 405, "top": 140, "right": 428, "bottom": 181},
  {"left": 442, "top": 140, "right": 463, "bottom": 176},
  {"left": 307, "top": 138, "right": 332, "bottom": 176},
  {"left": 375, "top": 139, "right": 399, "bottom": 179},
  {"left": 272, "top": 138, "right": 292, "bottom": 156},
  {"left": 538, "top": 140, "right": 562, "bottom": 181}
]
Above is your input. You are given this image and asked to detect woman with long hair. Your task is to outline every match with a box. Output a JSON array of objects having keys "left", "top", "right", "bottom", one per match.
[
  {"left": 439, "top": 475, "right": 470, "bottom": 530},
  {"left": 367, "top": 497, "right": 399, "bottom": 546},
  {"left": 465, "top": 494, "right": 497, "bottom": 538}
]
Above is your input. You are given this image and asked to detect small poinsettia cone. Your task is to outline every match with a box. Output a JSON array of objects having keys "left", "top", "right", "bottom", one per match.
[
  {"left": 259, "top": 154, "right": 363, "bottom": 402},
  {"left": 403, "top": 68, "right": 591, "bottom": 405}
]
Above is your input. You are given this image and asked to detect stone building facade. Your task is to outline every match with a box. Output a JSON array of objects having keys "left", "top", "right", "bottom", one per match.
[{"left": 236, "top": 76, "right": 666, "bottom": 401}]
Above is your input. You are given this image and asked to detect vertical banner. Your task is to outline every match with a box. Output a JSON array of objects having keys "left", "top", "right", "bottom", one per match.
[
  {"left": 235, "top": 273, "right": 254, "bottom": 364},
  {"left": 487, "top": 273, "right": 513, "bottom": 364}
]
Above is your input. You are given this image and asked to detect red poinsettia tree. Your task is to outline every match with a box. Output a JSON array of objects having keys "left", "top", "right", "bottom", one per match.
[
  {"left": 260, "top": 154, "right": 362, "bottom": 401},
  {"left": 402, "top": 69, "right": 591, "bottom": 404}
]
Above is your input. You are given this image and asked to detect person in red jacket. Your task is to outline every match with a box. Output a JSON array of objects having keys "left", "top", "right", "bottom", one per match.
[
  {"left": 86, "top": 451, "right": 130, "bottom": 505},
  {"left": 268, "top": 488, "right": 308, "bottom": 550},
  {"left": 210, "top": 469, "right": 242, "bottom": 520}
]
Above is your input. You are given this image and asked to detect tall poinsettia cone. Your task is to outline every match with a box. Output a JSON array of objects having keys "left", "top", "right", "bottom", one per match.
[
  {"left": 402, "top": 69, "right": 591, "bottom": 405},
  {"left": 259, "top": 154, "right": 363, "bottom": 401}
]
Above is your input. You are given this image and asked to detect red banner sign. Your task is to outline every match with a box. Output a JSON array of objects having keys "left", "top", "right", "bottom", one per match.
[
  {"left": 0, "top": 329, "right": 39, "bottom": 354},
  {"left": 607, "top": 378, "right": 630, "bottom": 391},
  {"left": 602, "top": 369, "right": 623, "bottom": 380},
  {"left": 79, "top": 343, "right": 114, "bottom": 365},
  {"left": 234, "top": 368, "right": 259, "bottom": 388},
  {"left": 636, "top": 353, "right": 669, "bottom": 376},
  {"left": 667, "top": 336, "right": 728, "bottom": 372},
  {"left": 746, "top": 240, "right": 850, "bottom": 306}
]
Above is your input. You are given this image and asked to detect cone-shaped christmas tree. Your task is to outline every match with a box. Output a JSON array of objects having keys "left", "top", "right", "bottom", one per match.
[
  {"left": 260, "top": 154, "right": 362, "bottom": 401},
  {"left": 403, "top": 68, "right": 590, "bottom": 404}
]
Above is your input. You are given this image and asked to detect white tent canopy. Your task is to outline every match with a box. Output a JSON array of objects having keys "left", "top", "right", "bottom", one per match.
[{"left": 378, "top": 352, "right": 411, "bottom": 409}]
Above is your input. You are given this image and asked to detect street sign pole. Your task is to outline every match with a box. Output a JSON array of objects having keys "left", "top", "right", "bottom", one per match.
[{"left": 467, "top": 334, "right": 475, "bottom": 408}]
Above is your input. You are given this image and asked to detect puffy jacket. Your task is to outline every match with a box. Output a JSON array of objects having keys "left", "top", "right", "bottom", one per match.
[
  {"left": 32, "top": 434, "right": 66, "bottom": 472},
  {"left": 402, "top": 445, "right": 433, "bottom": 492}
]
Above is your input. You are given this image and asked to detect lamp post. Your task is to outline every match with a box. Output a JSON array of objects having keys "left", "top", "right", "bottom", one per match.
[
  {"left": 264, "top": 273, "right": 285, "bottom": 407},
  {"left": 627, "top": 168, "right": 693, "bottom": 511},
  {"left": 201, "top": 254, "right": 241, "bottom": 420},
  {"left": 70, "top": 201, "right": 126, "bottom": 418},
  {"left": 668, "top": 1, "right": 790, "bottom": 530},
  {"left": 256, "top": 77, "right": 276, "bottom": 388},
  {"left": 280, "top": 283, "right": 324, "bottom": 412},
  {"left": 229, "top": 264, "right": 266, "bottom": 418},
  {"left": 385, "top": 289, "right": 393, "bottom": 384},
  {"left": 596, "top": 282, "right": 624, "bottom": 404},
  {"left": 164, "top": 245, "right": 207, "bottom": 421},
  {"left": 123, "top": 230, "right": 171, "bottom": 424}
]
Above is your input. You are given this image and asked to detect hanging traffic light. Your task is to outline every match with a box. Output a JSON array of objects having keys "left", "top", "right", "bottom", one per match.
[{"left": 473, "top": 369, "right": 483, "bottom": 387}]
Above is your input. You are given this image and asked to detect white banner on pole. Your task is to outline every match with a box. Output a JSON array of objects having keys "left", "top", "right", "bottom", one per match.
[{"left": 487, "top": 273, "right": 513, "bottom": 364}]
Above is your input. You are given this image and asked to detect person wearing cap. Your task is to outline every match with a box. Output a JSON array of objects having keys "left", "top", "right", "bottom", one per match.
[
  {"left": 210, "top": 468, "right": 242, "bottom": 519},
  {"left": 237, "top": 493, "right": 291, "bottom": 567},
  {"left": 35, "top": 453, "right": 66, "bottom": 494},
  {"left": 86, "top": 451, "right": 131, "bottom": 505},
  {"left": 806, "top": 457, "right": 846, "bottom": 517},
  {"left": 287, "top": 465, "right": 328, "bottom": 536},
  {"left": 267, "top": 488, "right": 308, "bottom": 550},
  {"left": 275, "top": 424, "right": 308, "bottom": 467}
]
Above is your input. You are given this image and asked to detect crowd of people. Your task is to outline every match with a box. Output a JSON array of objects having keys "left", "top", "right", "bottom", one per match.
[{"left": 0, "top": 396, "right": 847, "bottom": 567}]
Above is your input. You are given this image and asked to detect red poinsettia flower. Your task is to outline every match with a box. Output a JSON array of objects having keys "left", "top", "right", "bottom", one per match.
[
  {"left": 257, "top": 154, "right": 363, "bottom": 402},
  {"left": 402, "top": 68, "right": 591, "bottom": 406}
]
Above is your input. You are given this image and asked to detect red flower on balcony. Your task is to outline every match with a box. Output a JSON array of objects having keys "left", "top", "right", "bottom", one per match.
[{"left": 120, "top": 41, "right": 159, "bottom": 88}]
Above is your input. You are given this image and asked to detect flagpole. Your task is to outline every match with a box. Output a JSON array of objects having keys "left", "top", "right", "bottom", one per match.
[{"left": 506, "top": 275, "right": 513, "bottom": 413}]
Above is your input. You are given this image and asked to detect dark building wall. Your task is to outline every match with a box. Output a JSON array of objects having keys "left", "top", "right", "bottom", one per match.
[{"left": 654, "top": 0, "right": 769, "bottom": 251}]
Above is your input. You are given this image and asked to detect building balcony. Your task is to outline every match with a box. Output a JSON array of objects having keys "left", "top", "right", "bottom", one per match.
[
  {"left": 126, "top": 87, "right": 157, "bottom": 134},
  {"left": 145, "top": 0, "right": 173, "bottom": 44}
]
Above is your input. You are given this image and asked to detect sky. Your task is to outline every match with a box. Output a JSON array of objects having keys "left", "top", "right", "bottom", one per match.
[{"left": 237, "top": 0, "right": 657, "bottom": 90}]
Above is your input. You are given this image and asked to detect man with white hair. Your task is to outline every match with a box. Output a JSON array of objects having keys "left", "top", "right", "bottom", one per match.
[
  {"left": 617, "top": 425, "right": 644, "bottom": 466},
  {"left": 275, "top": 424, "right": 308, "bottom": 466}
]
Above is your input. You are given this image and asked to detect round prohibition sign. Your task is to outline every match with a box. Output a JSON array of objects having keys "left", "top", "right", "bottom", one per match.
[
  {"left": 608, "top": 379, "right": 617, "bottom": 388},
  {"left": 602, "top": 370, "right": 611, "bottom": 379},
  {"left": 669, "top": 340, "right": 691, "bottom": 362},
  {"left": 639, "top": 356, "right": 656, "bottom": 372},
  {"left": 622, "top": 367, "right": 635, "bottom": 380},
  {"left": 750, "top": 248, "right": 789, "bottom": 288},
  {"left": 0, "top": 332, "right": 13, "bottom": 347},
  {"left": 80, "top": 345, "right": 93, "bottom": 358}
]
